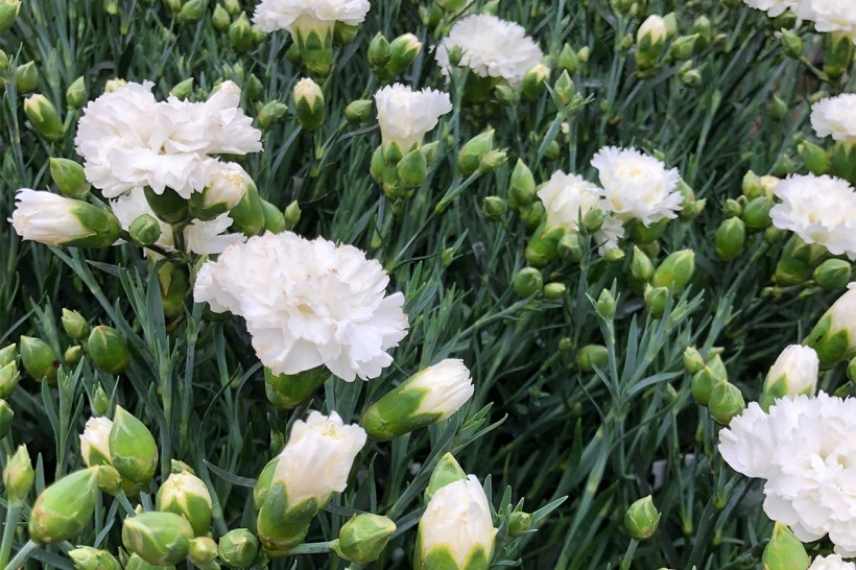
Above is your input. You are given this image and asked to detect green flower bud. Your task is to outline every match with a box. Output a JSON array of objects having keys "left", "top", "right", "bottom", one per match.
[
  {"left": 87, "top": 326, "right": 129, "bottom": 374},
  {"left": 265, "top": 366, "right": 328, "bottom": 409},
  {"left": 66, "top": 76, "right": 88, "bottom": 109},
  {"left": 94, "top": 464, "right": 122, "bottom": 496},
  {"left": 0, "top": 362, "right": 20, "bottom": 398},
  {"left": 109, "top": 406, "right": 158, "bottom": 485},
  {"left": 25, "top": 94, "right": 65, "bottom": 141},
  {"left": 814, "top": 259, "right": 852, "bottom": 291},
  {"left": 344, "top": 99, "right": 373, "bottom": 124},
  {"left": 525, "top": 226, "right": 564, "bottom": 267},
  {"left": 512, "top": 267, "right": 543, "bottom": 298},
  {"left": 762, "top": 523, "right": 810, "bottom": 570},
  {"left": 169, "top": 77, "right": 194, "bottom": 100},
  {"left": 397, "top": 148, "right": 428, "bottom": 188},
  {"left": 628, "top": 219, "right": 669, "bottom": 244},
  {"left": 15, "top": 61, "right": 39, "bottom": 94},
  {"left": 122, "top": 511, "right": 194, "bottom": 566},
  {"left": 508, "top": 510, "right": 533, "bottom": 536},
  {"left": 644, "top": 285, "right": 670, "bottom": 318},
  {"left": 176, "top": 0, "right": 205, "bottom": 23},
  {"left": 652, "top": 249, "right": 695, "bottom": 293},
  {"left": 458, "top": 129, "right": 495, "bottom": 176},
  {"left": 334, "top": 21, "right": 359, "bottom": 44},
  {"left": 635, "top": 15, "right": 668, "bottom": 71},
  {"left": 553, "top": 70, "right": 576, "bottom": 107},
  {"left": 715, "top": 217, "right": 746, "bottom": 261},
  {"left": 29, "top": 468, "right": 99, "bottom": 543},
  {"left": 424, "top": 452, "right": 467, "bottom": 502},
  {"left": 0, "top": 344, "right": 16, "bottom": 366},
  {"left": 742, "top": 196, "right": 773, "bottom": 230},
  {"left": 624, "top": 495, "right": 660, "bottom": 540},
  {"left": 0, "top": 0, "right": 20, "bottom": 32},
  {"left": 93, "top": 384, "right": 111, "bottom": 416},
  {"left": 293, "top": 78, "right": 325, "bottom": 131},
  {"left": 228, "top": 181, "right": 266, "bottom": 237},
  {"left": 830, "top": 142, "right": 856, "bottom": 184},
  {"left": 577, "top": 344, "right": 608, "bottom": 372},
  {"left": 333, "top": 513, "right": 396, "bottom": 565},
  {"left": 260, "top": 199, "right": 286, "bottom": 234},
  {"left": 0, "top": 399, "right": 11, "bottom": 439},
  {"left": 482, "top": 196, "right": 507, "bottom": 220},
  {"left": 558, "top": 43, "right": 579, "bottom": 73},
  {"left": 129, "top": 214, "right": 162, "bottom": 247},
  {"left": 212, "top": 4, "right": 230, "bottom": 31},
  {"left": 218, "top": 529, "right": 259, "bottom": 568},
  {"left": 157, "top": 472, "right": 213, "bottom": 536},
  {"left": 367, "top": 33, "right": 390, "bottom": 69},
  {"left": 69, "top": 546, "right": 122, "bottom": 570},
  {"left": 189, "top": 536, "right": 218, "bottom": 565},
  {"left": 799, "top": 140, "right": 830, "bottom": 176},
  {"left": 668, "top": 34, "right": 699, "bottom": 61},
  {"left": 386, "top": 33, "right": 422, "bottom": 77},
  {"left": 509, "top": 159, "right": 536, "bottom": 208},
  {"left": 521, "top": 63, "right": 550, "bottom": 100},
  {"left": 709, "top": 381, "right": 745, "bottom": 425},
  {"left": 257, "top": 100, "right": 288, "bottom": 130},
  {"left": 284, "top": 200, "right": 302, "bottom": 230},
  {"left": 64, "top": 345, "right": 83, "bottom": 366},
  {"left": 222, "top": 0, "right": 239, "bottom": 15},
  {"left": 544, "top": 282, "right": 566, "bottom": 300},
  {"left": 691, "top": 355, "right": 728, "bottom": 406},
  {"left": 630, "top": 246, "right": 654, "bottom": 284},
  {"left": 683, "top": 346, "right": 705, "bottom": 375},
  {"left": 596, "top": 289, "right": 617, "bottom": 320},
  {"left": 522, "top": 202, "right": 546, "bottom": 232},
  {"left": 823, "top": 32, "right": 854, "bottom": 81},
  {"left": 125, "top": 552, "right": 176, "bottom": 570},
  {"left": 779, "top": 29, "right": 803, "bottom": 59},
  {"left": 20, "top": 335, "right": 58, "bottom": 383},
  {"left": 4, "top": 445, "right": 33, "bottom": 505},
  {"left": 229, "top": 12, "right": 254, "bottom": 51},
  {"left": 60, "top": 310, "right": 89, "bottom": 344}
]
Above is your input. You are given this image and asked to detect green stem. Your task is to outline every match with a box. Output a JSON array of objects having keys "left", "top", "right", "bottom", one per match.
[
  {"left": 4, "top": 539, "right": 38, "bottom": 570},
  {"left": 0, "top": 503, "right": 21, "bottom": 568},
  {"left": 288, "top": 540, "right": 335, "bottom": 555},
  {"left": 619, "top": 539, "right": 638, "bottom": 570}
]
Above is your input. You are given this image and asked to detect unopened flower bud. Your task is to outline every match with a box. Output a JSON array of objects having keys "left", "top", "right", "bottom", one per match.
[
  {"left": 333, "top": 513, "right": 396, "bottom": 565},
  {"left": 24, "top": 94, "right": 65, "bottom": 141},
  {"left": 157, "top": 472, "right": 213, "bottom": 536},
  {"left": 264, "top": 366, "right": 328, "bottom": 410},
  {"left": 63, "top": 345, "right": 81, "bottom": 366},
  {"left": 635, "top": 15, "right": 668, "bottom": 71},
  {"left": 228, "top": 12, "right": 254, "bottom": 51},
  {"left": 508, "top": 510, "right": 533, "bottom": 536},
  {"left": 652, "top": 249, "right": 695, "bottom": 293},
  {"left": 805, "top": 285, "right": 856, "bottom": 366},
  {"left": 3, "top": 445, "right": 33, "bottom": 504},
  {"left": 283, "top": 200, "right": 302, "bottom": 230},
  {"left": 254, "top": 100, "right": 288, "bottom": 130},
  {"left": 596, "top": 289, "right": 616, "bottom": 320},
  {"left": 544, "top": 282, "right": 566, "bottom": 300},
  {"left": 742, "top": 196, "right": 772, "bottom": 230},
  {"left": 709, "top": 381, "right": 745, "bottom": 425},
  {"left": 669, "top": 34, "right": 699, "bottom": 61},
  {"left": 683, "top": 346, "right": 705, "bottom": 375},
  {"left": 261, "top": 199, "right": 286, "bottom": 234},
  {"left": 0, "top": 0, "right": 20, "bottom": 32},
  {"left": 482, "top": 196, "right": 507, "bottom": 220},
  {"left": 367, "top": 33, "right": 390, "bottom": 69},
  {"left": 93, "top": 384, "right": 111, "bottom": 416},
  {"left": 424, "top": 452, "right": 467, "bottom": 502},
  {"left": 87, "top": 325, "right": 129, "bottom": 374},
  {"left": 715, "top": 218, "right": 746, "bottom": 261},
  {"left": 176, "top": 0, "right": 205, "bottom": 23},
  {"left": 293, "top": 78, "right": 325, "bottom": 131},
  {"left": 512, "top": 267, "right": 543, "bottom": 297},
  {"left": 345, "top": 99, "right": 373, "bottom": 124},
  {"left": 458, "top": 129, "right": 495, "bottom": 176},
  {"left": 15, "top": 61, "right": 39, "bottom": 94},
  {"left": 815, "top": 259, "right": 852, "bottom": 291},
  {"left": 189, "top": 536, "right": 218, "bottom": 565},
  {"left": 691, "top": 354, "right": 727, "bottom": 406},
  {"left": 386, "top": 33, "right": 422, "bottom": 76},
  {"left": 0, "top": 344, "right": 15, "bottom": 366},
  {"left": 522, "top": 64, "right": 550, "bottom": 100},
  {"left": 122, "top": 511, "right": 194, "bottom": 565},
  {"left": 762, "top": 523, "right": 810, "bottom": 570},
  {"left": 799, "top": 141, "right": 830, "bottom": 175},
  {"left": 361, "top": 359, "right": 474, "bottom": 440},
  {"left": 20, "top": 335, "right": 58, "bottom": 383},
  {"left": 625, "top": 495, "right": 660, "bottom": 540},
  {"left": 558, "top": 43, "right": 579, "bottom": 73},
  {"left": 644, "top": 285, "right": 670, "bottom": 318},
  {"left": 212, "top": 3, "right": 230, "bottom": 31},
  {"left": 219, "top": 529, "right": 259, "bottom": 568},
  {"left": 577, "top": 344, "right": 608, "bottom": 372},
  {"left": 398, "top": 148, "right": 428, "bottom": 188},
  {"left": 68, "top": 547, "right": 121, "bottom": 570},
  {"left": 823, "top": 32, "right": 854, "bottom": 81},
  {"left": 0, "top": 362, "right": 20, "bottom": 399},
  {"left": 760, "top": 345, "right": 818, "bottom": 411},
  {"left": 64, "top": 77, "right": 88, "bottom": 111},
  {"left": 29, "top": 468, "right": 99, "bottom": 543},
  {"left": 779, "top": 29, "right": 803, "bottom": 59},
  {"left": 0, "top": 399, "right": 11, "bottom": 439},
  {"left": 509, "top": 159, "right": 536, "bottom": 208},
  {"left": 553, "top": 71, "right": 576, "bottom": 107},
  {"left": 109, "top": 406, "right": 158, "bottom": 485}
]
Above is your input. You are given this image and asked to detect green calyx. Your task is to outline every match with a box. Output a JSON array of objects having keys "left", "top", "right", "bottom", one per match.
[
  {"left": 109, "top": 406, "right": 159, "bottom": 485},
  {"left": 29, "top": 468, "right": 99, "bottom": 543},
  {"left": 264, "top": 366, "right": 329, "bottom": 409},
  {"left": 361, "top": 380, "right": 442, "bottom": 440},
  {"left": 121, "top": 511, "right": 194, "bottom": 566},
  {"left": 256, "top": 482, "right": 320, "bottom": 557}
]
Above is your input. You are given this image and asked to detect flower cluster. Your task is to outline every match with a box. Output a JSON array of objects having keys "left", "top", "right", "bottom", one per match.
[{"left": 193, "top": 231, "right": 409, "bottom": 382}]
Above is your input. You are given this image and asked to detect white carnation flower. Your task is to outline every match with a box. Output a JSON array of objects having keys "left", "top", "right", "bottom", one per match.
[
  {"left": 742, "top": 0, "right": 797, "bottom": 16},
  {"left": 435, "top": 14, "right": 544, "bottom": 86},
  {"left": 11, "top": 190, "right": 90, "bottom": 246},
  {"left": 407, "top": 359, "right": 474, "bottom": 420},
  {"left": 75, "top": 81, "right": 261, "bottom": 199},
  {"left": 811, "top": 555, "right": 856, "bottom": 570},
  {"left": 591, "top": 147, "right": 683, "bottom": 226},
  {"left": 272, "top": 411, "right": 367, "bottom": 505},
  {"left": 193, "top": 232, "right": 409, "bottom": 382},
  {"left": 80, "top": 416, "right": 113, "bottom": 467},
  {"left": 537, "top": 171, "right": 604, "bottom": 233},
  {"left": 374, "top": 84, "right": 452, "bottom": 151},
  {"left": 719, "top": 393, "right": 856, "bottom": 555},
  {"left": 183, "top": 214, "right": 246, "bottom": 256},
  {"left": 797, "top": 0, "right": 856, "bottom": 37},
  {"left": 770, "top": 175, "right": 856, "bottom": 259},
  {"left": 595, "top": 215, "right": 626, "bottom": 256},
  {"left": 253, "top": 0, "right": 371, "bottom": 33},
  {"left": 811, "top": 94, "right": 856, "bottom": 143}
]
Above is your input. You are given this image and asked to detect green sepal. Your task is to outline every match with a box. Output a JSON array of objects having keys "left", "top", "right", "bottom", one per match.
[
  {"left": 361, "top": 384, "right": 442, "bottom": 440},
  {"left": 229, "top": 183, "right": 266, "bottom": 237},
  {"left": 256, "top": 482, "right": 320, "bottom": 557},
  {"left": 29, "top": 468, "right": 99, "bottom": 543},
  {"left": 265, "top": 367, "right": 328, "bottom": 409},
  {"left": 144, "top": 187, "right": 188, "bottom": 224}
]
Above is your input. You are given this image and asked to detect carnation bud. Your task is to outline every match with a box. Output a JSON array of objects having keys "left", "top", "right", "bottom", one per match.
[
  {"left": 176, "top": 0, "right": 205, "bottom": 23},
  {"left": 508, "top": 510, "right": 533, "bottom": 536},
  {"left": 229, "top": 12, "right": 254, "bottom": 51},
  {"left": 260, "top": 199, "right": 286, "bottom": 234},
  {"left": 683, "top": 347, "right": 705, "bottom": 375},
  {"left": 20, "top": 335, "right": 58, "bottom": 383},
  {"left": 425, "top": 452, "right": 467, "bottom": 502},
  {"left": 0, "top": 399, "right": 11, "bottom": 439},
  {"left": 157, "top": 472, "right": 213, "bottom": 536},
  {"left": 0, "top": 362, "right": 20, "bottom": 399},
  {"left": 219, "top": 528, "right": 259, "bottom": 568},
  {"left": 779, "top": 29, "right": 803, "bottom": 59},
  {"left": 122, "top": 511, "right": 195, "bottom": 565},
  {"left": 15, "top": 61, "right": 39, "bottom": 93},
  {"left": 558, "top": 43, "right": 579, "bottom": 73},
  {"left": 596, "top": 289, "right": 616, "bottom": 320},
  {"left": 64, "top": 345, "right": 83, "bottom": 366},
  {"left": 92, "top": 384, "right": 111, "bottom": 416},
  {"left": 228, "top": 181, "right": 266, "bottom": 237},
  {"left": 635, "top": 15, "right": 667, "bottom": 71},
  {"left": 644, "top": 285, "right": 670, "bottom": 318},
  {"left": 630, "top": 246, "right": 654, "bottom": 284},
  {"left": 482, "top": 196, "right": 507, "bottom": 220},
  {"left": 814, "top": 259, "right": 852, "bottom": 291},
  {"left": 80, "top": 416, "right": 112, "bottom": 468},
  {"left": 397, "top": 148, "right": 428, "bottom": 188},
  {"left": 458, "top": 129, "right": 495, "bottom": 176},
  {"left": 669, "top": 34, "right": 698, "bottom": 61},
  {"left": 367, "top": 33, "right": 390, "bottom": 69},
  {"left": 544, "top": 282, "right": 566, "bottom": 300},
  {"left": 525, "top": 226, "right": 564, "bottom": 267},
  {"left": 830, "top": 142, "right": 856, "bottom": 184},
  {"left": 0, "top": 0, "right": 19, "bottom": 32},
  {"left": 109, "top": 406, "right": 158, "bottom": 485},
  {"left": 0, "top": 344, "right": 15, "bottom": 366},
  {"left": 125, "top": 213, "right": 161, "bottom": 246},
  {"left": 222, "top": 0, "right": 239, "bottom": 15},
  {"left": 343, "top": 99, "right": 372, "bottom": 124},
  {"left": 386, "top": 33, "right": 422, "bottom": 77},
  {"left": 522, "top": 64, "right": 550, "bottom": 100},
  {"left": 553, "top": 71, "right": 576, "bottom": 107},
  {"left": 823, "top": 32, "right": 854, "bottom": 81},
  {"left": 293, "top": 78, "right": 325, "bottom": 131},
  {"left": 361, "top": 359, "right": 474, "bottom": 440},
  {"left": 798, "top": 140, "right": 830, "bottom": 175},
  {"left": 652, "top": 249, "right": 695, "bottom": 293},
  {"left": 29, "top": 468, "right": 99, "bottom": 543},
  {"left": 509, "top": 159, "right": 536, "bottom": 208},
  {"left": 691, "top": 354, "right": 727, "bottom": 406},
  {"left": 283, "top": 200, "right": 302, "bottom": 230},
  {"left": 333, "top": 513, "right": 396, "bottom": 565},
  {"left": 69, "top": 547, "right": 122, "bottom": 570},
  {"left": 3, "top": 445, "right": 33, "bottom": 504},
  {"left": 577, "top": 344, "right": 608, "bottom": 372},
  {"left": 66, "top": 76, "right": 88, "bottom": 110},
  {"left": 264, "top": 366, "right": 328, "bottom": 410},
  {"left": 742, "top": 196, "right": 772, "bottom": 230},
  {"left": 715, "top": 218, "right": 746, "bottom": 261},
  {"left": 762, "top": 523, "right": 810, "bottom": 570},
  {"left": 760, "top": 345, "right": 819, "bottom": 410},
  {"left": 709, "top": 381, "right": 745, "bottom": 425},
  {"left": 124, "top": 553, "right": 169, "bottom": 570},
  {"left": 512, "top": 267, "right": 543, "bottom": 297},
  {"left": 523, "top": 202, "right": 546, "bottom": 232},
  {"left": 624, "top": 495, "right": 660, "bottom": 540},
  {"left": 256, "top": 100, "right": 288, "bottom": 130},
  {"left": 87, "top": 325, "right": 129, "bottom": 374},
  {"left": 49, "top": 158, "right": 90, "bottom": 200},
  {"left": 189, "top": 536, "right": 218, "bottom": 565},
  {"left": 212, "top": 3, "right": 230, "bottom": 31},
  {"left": 24, "top": 94, "right": 65, "bottom": 141}
]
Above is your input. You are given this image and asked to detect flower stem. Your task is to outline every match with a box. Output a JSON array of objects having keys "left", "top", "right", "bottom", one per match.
[
  {"left": 4, "top": 539, "right": 38, "bottom": 570},
  {"left": 619, "top": 539, "right": 638, "bottom": 570},
  {"left": 0, "top": 503, "right": 21, "bottom": 568},
  {"left": 288, "top": 540, "right": 335, "bottom": 555}
]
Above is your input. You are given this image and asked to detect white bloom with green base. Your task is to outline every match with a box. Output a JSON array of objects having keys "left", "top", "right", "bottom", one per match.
[
  {"left": 812, "top": 94, "right": 856, "bottom": 143},
  {"left": 591, "top": 147, "right": 682, "bottom": 226},
  {"left": 537, "top": 171, "right": 604, "bottom": 233},
  {"left": 435, "top": 14, "right": 544, "bottom": 86},
  {"left": 80, "top": 417, "right": 113, "bottom": 467},
  {"left": 416, "top": 475, "right": 496, "bottom": 570},
  {"left": 12, "top": 189, "right": 121, "bottom": 248},
  {"left": 760, "top": 345, "right": 819, "bottom": 409},
  {"left": 374, "top": 84, "right": 452, "bottom": 152},
  {"left": 805, "top": 283, "right": 856, "bottom": 366},
  {"left": 254, "top": 411, "right": 366, "bottom": 556},
  {"left": 156, "top": 472, "right": 213, "bottom": 536},
  {"left": 361, "top": 359, "right": 474, "bottom": 440}
]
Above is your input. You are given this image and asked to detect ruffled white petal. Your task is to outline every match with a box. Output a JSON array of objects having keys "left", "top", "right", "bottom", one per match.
[
  {"left": 374, "top": 84, "right": 452, "bottom": 150},
  {"left": 812, "top": 94, "right": 856, "bottom": 143},
  {"left": 253, "top": 0, "right": 371, "bottom": 32},
  {"left": 11, "top": 189, "right": 91, "bottom": 245}
]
